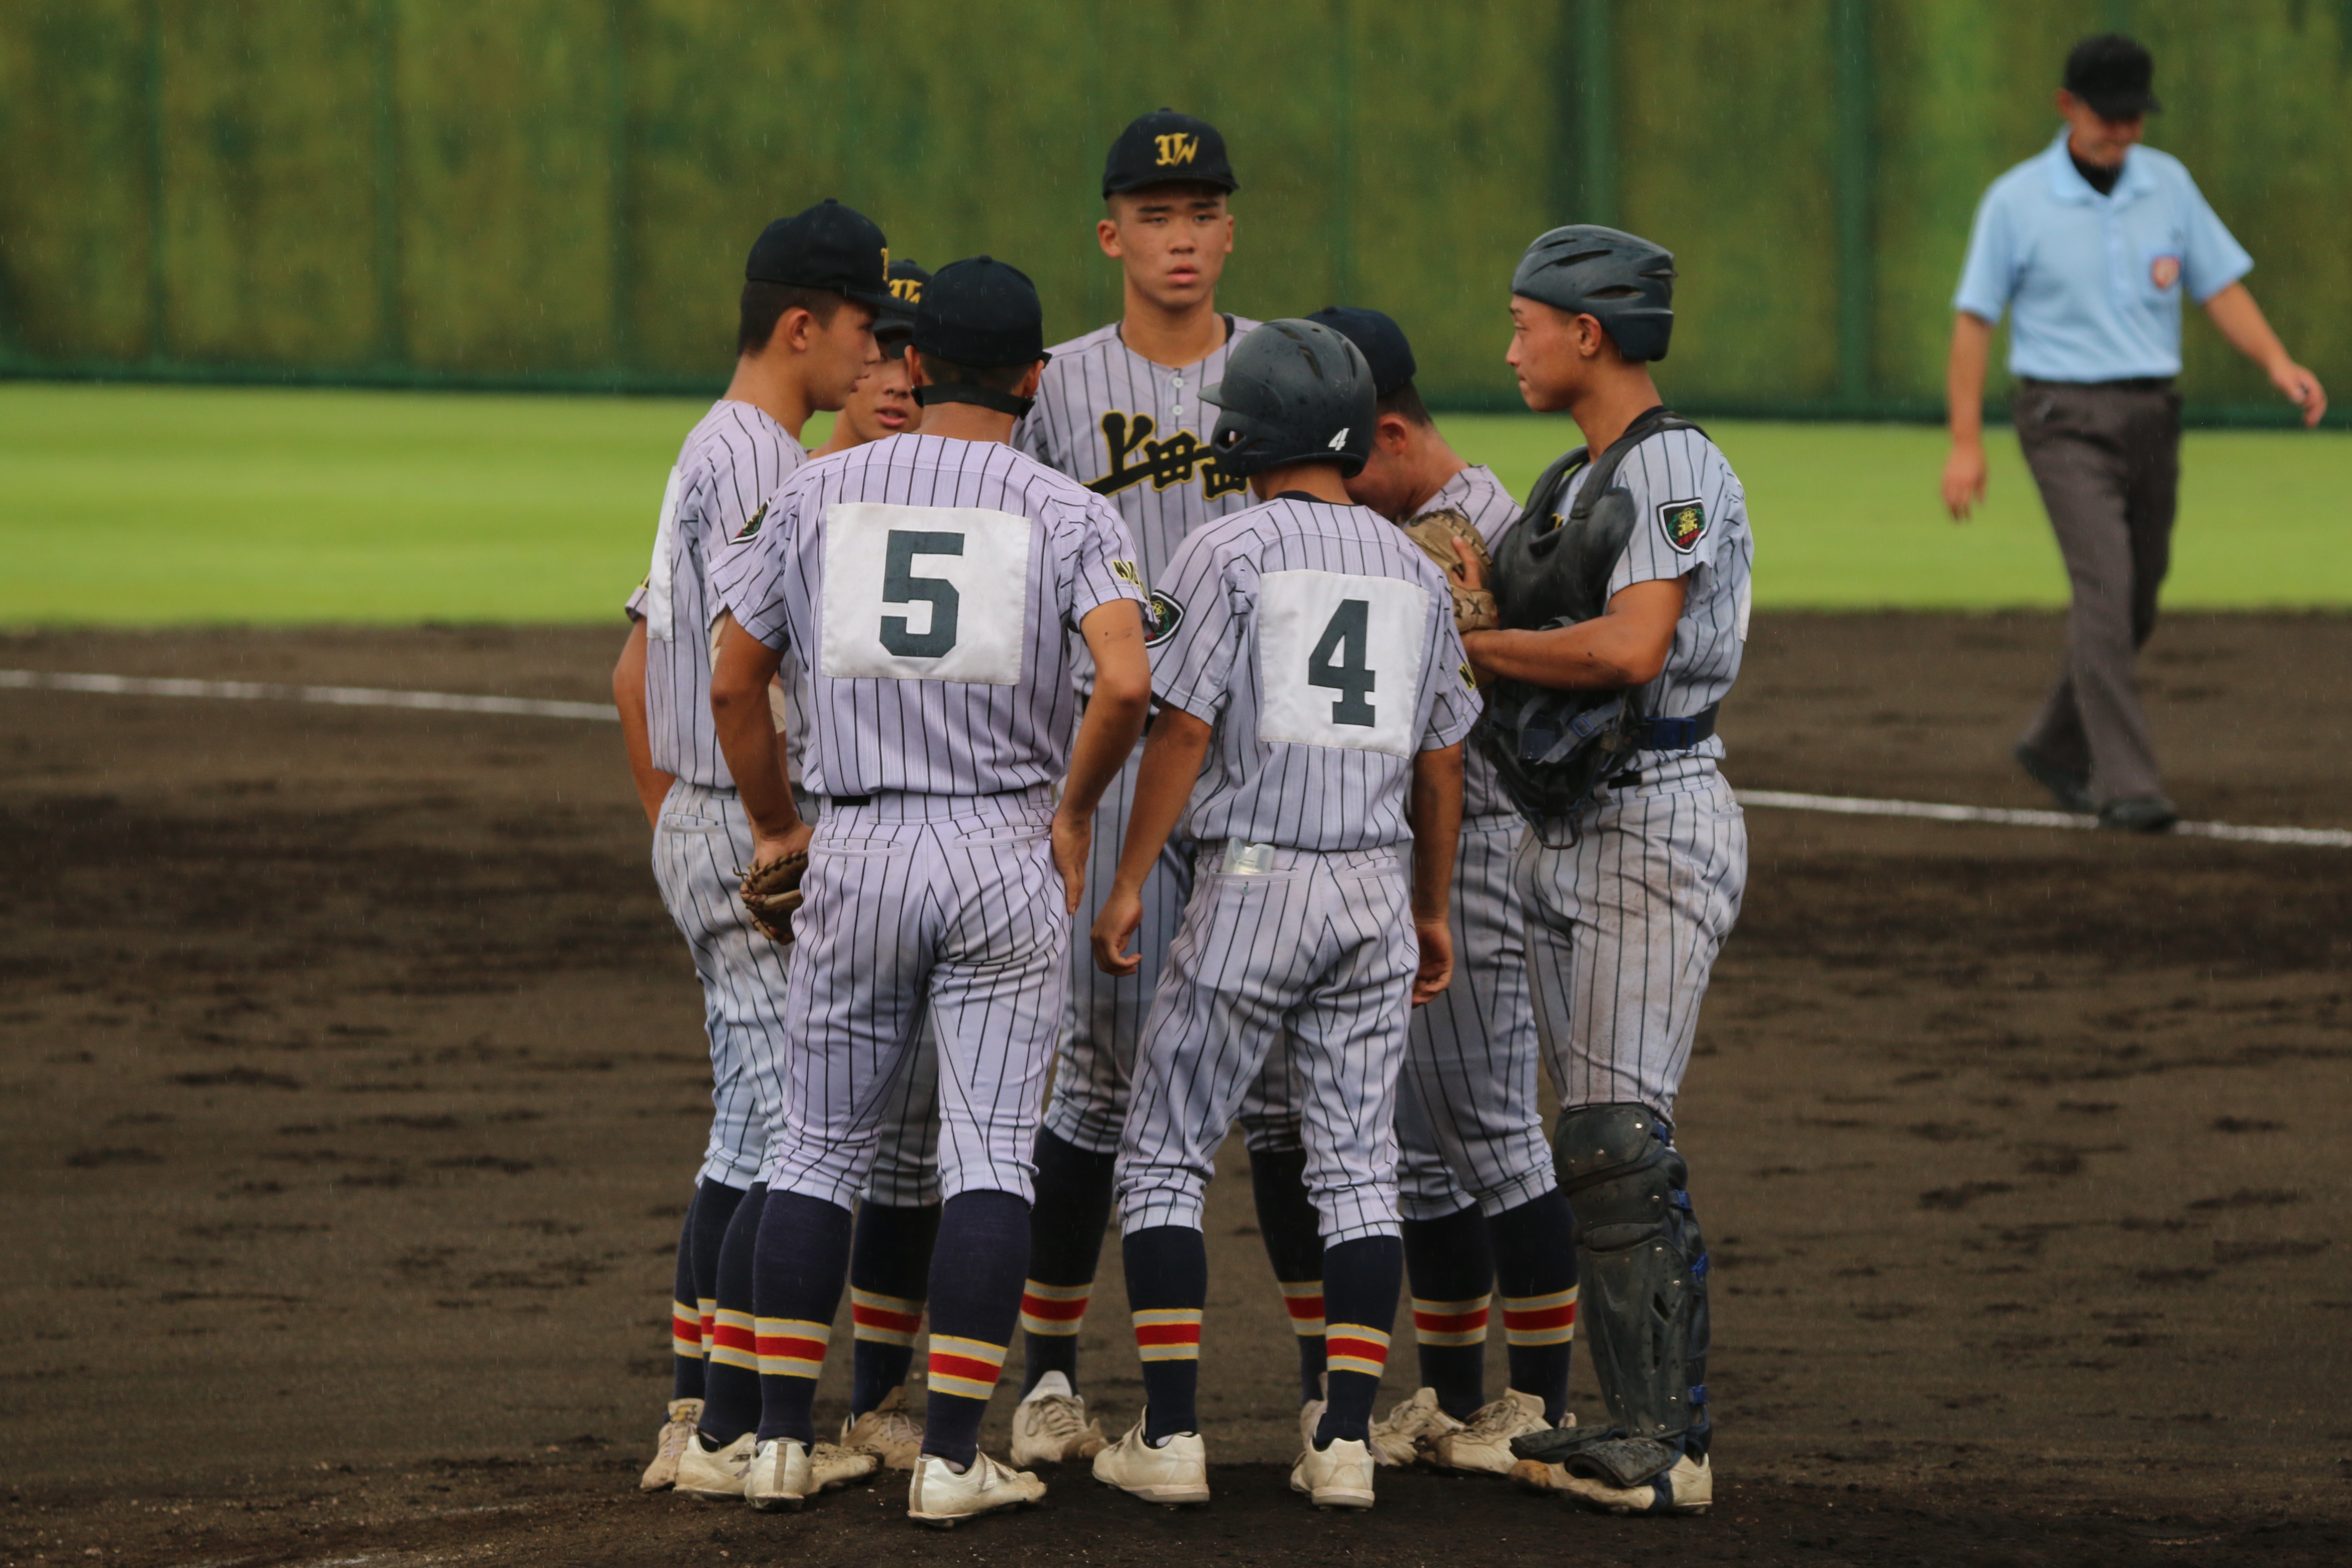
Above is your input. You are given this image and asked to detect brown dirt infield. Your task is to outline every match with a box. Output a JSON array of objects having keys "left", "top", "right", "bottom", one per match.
[{"left": 2, "top": 612, "right": 2348, "bottom": 1567}]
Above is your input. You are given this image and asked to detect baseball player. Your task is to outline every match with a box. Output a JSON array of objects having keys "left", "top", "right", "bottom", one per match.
[
  {"left": 1084, "top": 319, "right": 1477, "bottom": 1514},
  {"left": 815, "top": 259, "right": 932, "bottom": 459},
  {"left": 1460, "top": 226, "right": 1753, "bottom": 1517},
  {"left": 1309, "top": 307, "right": 1583, "bottom": 1474},
  {"left": 611, "top": 199, "right": 895, "bottom": 1499},
  {"left": 1011, "top": 109, "right": 1332, "bottom": 1458},
  {"left": 707, "top": 256, "right": 1153, "bottom": 1525}
]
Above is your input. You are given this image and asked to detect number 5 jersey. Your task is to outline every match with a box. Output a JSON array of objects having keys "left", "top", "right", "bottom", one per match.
[
  {"left": 1147, "top": 494, "right": 1482, "bottom": 852},
  {"left": 710, "top": 431, "right": 1147, "bottom": 799}
]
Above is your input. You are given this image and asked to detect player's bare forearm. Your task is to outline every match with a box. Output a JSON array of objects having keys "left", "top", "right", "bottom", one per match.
[
  {"left": 1117, "top": 707, "right": 1211, "bottom": 894},
  {"left": 2203, "top": 282, "right": 2328, "bottom": 426},
  {"left": 1461, "top": 578, "right": 1684, "bottom": 691},
  {"left": 612, "top": 619, "right": 675, "bottom": 829},
  {"left": 708, "top": 612, "right": 804, "bottom": 860},
  {"left": 1063, "top": 601, "right": 1152, "bottom": 821},
  {"left": 1942, "top": 313, "right": 1994, "bottom": 520},
  {"left": 1407, "top": 743, "right": 1464, "bottom": 925}
]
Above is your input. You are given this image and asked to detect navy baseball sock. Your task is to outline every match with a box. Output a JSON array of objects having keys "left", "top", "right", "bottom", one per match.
[
  {"left": 1020, "top": 1130, "right": 1117, "bottom": 1395},
  {"left": 1488, "top": 1188, "right": 1579, "bottom": 1426},
  {"left": 1314, "top": 1235, "right": 1402, "bottom": 1448},
  {"left": 668, "top": 1186, "right": 704, "bottom": 1402},
  {"left": 1121, "top": 1224, "right": 1207, "bottom": 1443},
  {"left": 920, "top": 1189, "right": 1032, "bottom": 1467},
  {"left": 1400, "top": 1204, "right": 1494, "bottom": 1419},
  {"left": 848, "top": 1199, "right": 940, "bottom": 1418},
  {"left": 750, "top": 1191, "right": 854, "bottom": 1446},
  {"left": 1247, "top": 1146, "right": 1328, "bottom": 1404},
  {"left": 697, "top": 1183, "right": 766, "bottom": 1446},
  {"left": 686, "top": 1178, "right": 747, "bottom": 1399}
]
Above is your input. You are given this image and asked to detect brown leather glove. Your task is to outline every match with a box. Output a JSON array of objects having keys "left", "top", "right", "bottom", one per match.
[{"left": 1400, "top": 508, "right": 1498, "bottom": 633}]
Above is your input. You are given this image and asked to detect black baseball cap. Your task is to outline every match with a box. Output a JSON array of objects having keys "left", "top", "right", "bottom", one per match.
[
  {"left": 1308, "top": 306, "right": 1417, "bottom": 400},
  {"left": 876, "top": 258, "right": 931, "bottom": 350},
  {"left": 745, "top": 198, "right": 891, "bottom": 309},
  {"left": 2064, "top": 33, "right": 2161, "bottom": 119},
  {"left": 1103, "top": 109, "right": 1239, "bottom": 199},
  {"left": 912, "top": 256, "right": 1048, "bottom": 368}
]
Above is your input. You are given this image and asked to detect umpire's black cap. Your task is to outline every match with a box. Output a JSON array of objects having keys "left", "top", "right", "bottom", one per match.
[
  {"left": 912, "top": 257, "right": 1049, "bottom": 368},
  {"left": 876, "top": 259, "right": 932, "bottom": 350},
  {"left": 1308, "top": 307, "right": 1417, "bottom": 400},
  {"left": 2064, "top": 34, "right": 2161, "bottom": 119},
  {"left": 1103, "top": 109, "right": 1239, "bottom": 199},
  {"left": 745, "top": 199, "right": 891, "bottom": 309}
]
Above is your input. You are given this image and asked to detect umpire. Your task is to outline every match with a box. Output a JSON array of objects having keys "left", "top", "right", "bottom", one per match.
[{"left": 1941, "top": 33, "right": 2328, "bottom": 832}]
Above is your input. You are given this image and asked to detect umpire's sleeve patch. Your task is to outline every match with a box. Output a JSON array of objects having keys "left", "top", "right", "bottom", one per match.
[
  {"left": 1657, "top": 498, "right": 1708, "bottom": 555},
  {"left": 1144, "top": 589, "right": 1185, "bottom": 647}
]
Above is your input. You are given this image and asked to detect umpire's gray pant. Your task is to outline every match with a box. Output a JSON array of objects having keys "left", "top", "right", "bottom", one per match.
[{"left": 2013, "top": 377, "right": 2183, "bottom": 805}]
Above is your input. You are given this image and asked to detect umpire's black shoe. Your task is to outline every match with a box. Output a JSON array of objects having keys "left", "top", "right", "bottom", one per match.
[
  {"left": 2098, "top": 795, "right": 2178, "bottom": 834},
  {"left": 2013, "top": 742, "right": 2094, "bottom": 815}
]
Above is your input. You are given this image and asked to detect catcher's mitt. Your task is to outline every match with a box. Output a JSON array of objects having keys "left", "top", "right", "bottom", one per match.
[
  {"left": 738, "top": 849, "right": 808, "bottom": 944},
  {"left": 1401, "top": 508, "right": 1498, "bottom": 633}
]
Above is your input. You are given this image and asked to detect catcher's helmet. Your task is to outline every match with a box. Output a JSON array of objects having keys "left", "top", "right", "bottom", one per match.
[
  {"left": 1201, "top": 318, "right": 1376, "bottom": 480},
  {"left": 1510, "top": 225, "right": 1677, "bottom": 362}
]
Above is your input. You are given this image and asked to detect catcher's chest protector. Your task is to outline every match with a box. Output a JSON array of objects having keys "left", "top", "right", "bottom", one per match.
[{"left": 1481, "top": 407, "right": 1703, "bottom": 826}]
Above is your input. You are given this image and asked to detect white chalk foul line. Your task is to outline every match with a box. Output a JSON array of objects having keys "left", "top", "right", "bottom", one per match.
[
  {"left": 0, "top": 667, "right": 616, "bottom": 723},
  {"left": 7, "top": 668, "right": 2345, "bottom": 849}
]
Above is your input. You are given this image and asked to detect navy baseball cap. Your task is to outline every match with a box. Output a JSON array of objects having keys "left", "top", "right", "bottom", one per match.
[
  {"left": 912, "top": 256, "right": 1048, "bottom": 368},
  {"left": 1103, "top": 109, "right": 1239, "bottom": 199},
  {"left": 876, "top": 258, "right": 931, "bottom": 349},
  {"left": 1308, "top": 306, "right": 1417, "bottom": 400},
  {"left": 745, "top": 198, "right": 891, "bottom": 309},
  {"left": 2064, "top": 34, "right": 2161, "bottom": 119}
]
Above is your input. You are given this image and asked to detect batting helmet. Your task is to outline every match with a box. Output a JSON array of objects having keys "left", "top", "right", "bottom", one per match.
[
  {"left": 1201, "top": 319, "right": 1376, "bottom": 480},
  {"left": 1510, "top": 225, "right": 1677, "bottom": 362}
]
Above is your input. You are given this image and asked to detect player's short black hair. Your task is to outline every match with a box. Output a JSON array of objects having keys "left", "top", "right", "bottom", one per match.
[
  {"left": 738, "top": 282, "right": 849, "bottom": 357},
  {"left": 1376, "top": 380, "right": 1434, "bottom": 429},
  {"left": 915, "top": 350, "right": 1032, "bottom": 396}
]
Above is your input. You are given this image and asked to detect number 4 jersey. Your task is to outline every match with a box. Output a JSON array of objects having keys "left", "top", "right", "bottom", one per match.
[
  {"left": 710, "top": 432, "right": 1147, "bottom": 799},
  {"left": 1149, "top": 494, "right": 1482, "bottom": 853}
]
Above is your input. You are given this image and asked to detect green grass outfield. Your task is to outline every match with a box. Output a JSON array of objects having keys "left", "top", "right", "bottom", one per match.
[{"left": 2, "top": 381, "right": 2344, "bottom": 624}]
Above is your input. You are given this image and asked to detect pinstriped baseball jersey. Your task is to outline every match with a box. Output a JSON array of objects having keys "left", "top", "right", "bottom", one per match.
[
  {"left": 707, "top": 432, "right": 1146, "bottom": 799},
  {"left": 1559, "top": 425, "right": 1754, "bottom": 770},
  {"left": 626, "top": 400, "right": 804, "bottom": 787},
  {"left": 1151, "top": 496, "right": 1482, "bottom": 852},
  {"left": 1405, "top": 464, "right": 1519, "bottom": 820}
]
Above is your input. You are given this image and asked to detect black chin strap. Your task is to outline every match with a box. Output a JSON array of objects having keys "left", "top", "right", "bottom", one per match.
[{"left": 915, "top": 383, "right": 1035, "bottom": 418}]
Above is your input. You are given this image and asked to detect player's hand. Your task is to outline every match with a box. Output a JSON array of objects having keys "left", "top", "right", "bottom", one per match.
[
  {"left": 1450, "top": 535, "right": 1488, "bottom": 592},
  {"left": 1091, "top": 883, "right": 1144, "bottom": 977},
  {"left": 1050, "top": 807, "right": 1092, "bottom": 915},
  {"left": 2271, "top": 360, "right": 2328, "bottom": 428},
  {"left": 1942, "top": 439, "right": 1987, "bottom": 521},
  {"left": 1410, "top": 915, "right": 1454, "bottom": 1007},
  {"left": 750, "top": 820, "right": 814, "bottom": 876}
]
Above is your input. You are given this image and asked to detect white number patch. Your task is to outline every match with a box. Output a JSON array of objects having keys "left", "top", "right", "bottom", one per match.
[
  {"left": 1256, "top": 569, "right": 1430, "bottom": 757},
  {"left": 820, "top": 502, "right": 1033, "bottom": 685}
]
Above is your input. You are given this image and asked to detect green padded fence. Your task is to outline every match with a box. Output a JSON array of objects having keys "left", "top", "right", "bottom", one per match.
[{"left": 0, "top": 0, "right": 2345, "bottom": 424}]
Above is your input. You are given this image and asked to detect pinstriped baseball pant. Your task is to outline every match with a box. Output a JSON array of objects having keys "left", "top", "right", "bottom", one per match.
[
  {"left": 1118, "top": 842, "right": 1417, "bottom": 1246},
  {"left": 652, "top": 782, "right": 939, "bottom": 1204},
  {"left": 768, "top": 787, "right": 1066, "bottom": 1210},
  {"left": 1515, "top": 765, "right": 1747, "bottom": 1118},
  {"left": 1395, "top": 814, "right": 1554, "bottom": 1221}
]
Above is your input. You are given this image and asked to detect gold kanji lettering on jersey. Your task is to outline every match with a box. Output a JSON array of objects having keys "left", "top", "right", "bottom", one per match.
[{"left": 1088, "top": 411, "right": 1246, "bottom": 502}]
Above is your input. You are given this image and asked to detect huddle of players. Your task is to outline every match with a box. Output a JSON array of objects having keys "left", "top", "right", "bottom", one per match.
[{"left": 616, "top": 108, "right": 1751, "bottom": 1528}]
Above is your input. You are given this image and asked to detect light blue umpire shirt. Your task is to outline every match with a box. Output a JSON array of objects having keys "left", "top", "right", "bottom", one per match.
[{"left": 1953, "top": 126, "right": 2252, "bottom": 383}]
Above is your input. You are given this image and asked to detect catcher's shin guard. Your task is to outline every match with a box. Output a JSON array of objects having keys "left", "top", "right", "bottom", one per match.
[{"left": 1552, "top": 1105, "right": 1709, "bottom": 1455}]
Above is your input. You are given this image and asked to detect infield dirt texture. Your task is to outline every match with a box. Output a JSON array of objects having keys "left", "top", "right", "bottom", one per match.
[{"left": 3, "top": 613, "right": 2347, "bottom": 1567}]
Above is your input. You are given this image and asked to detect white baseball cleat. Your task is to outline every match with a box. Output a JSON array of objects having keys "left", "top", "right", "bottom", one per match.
[
  {"left": 841, "top": 1386, "right": 926, "bottom": 1470},
  {"left": 1512, "top": 1450, "right": 1713, "bottom": 1515},
  {"left": 747, "top": 1436, "right": 879, "bottom": 1510},
  {"left": 1432, "top": 1390, "right": 1563, "bottom": 1474},
  {"left": 1009, "top": 1371, "right": 1107, "bottom": 1465},
  {"left": 1290, "top": 1434, "right": 1378, "bottom": 1510},
  {"left": 1297, "top": 1397, "right": 1326, "bottom": 1454},
  {"left": 1091, "top": 1417, "right": 1210, "bottom": 1505},
  {"left": 1366, "top": 1387, "right": 1465, "bottom": 1467},
  {"left": 906, "top": 1449, "right": 1047, "bottom": 1527},
  {"left": 672, "top": 1428, "right": 754, "bottom": 1500},
  {"left": 640, "top": 1397, "right": 703, "bottom": 1491}
]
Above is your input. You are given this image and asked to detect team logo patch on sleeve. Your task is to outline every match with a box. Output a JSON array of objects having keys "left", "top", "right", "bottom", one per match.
[
  {"left": 733, "top": 501, "right": 769, "bottom": 542},
  {"left": 1143, "top": 589, "right": 1185, "bottom": 647},
  {"left": 1658, "top": 499, "right": 1707, "bottom": 554},
  {"left": 1111, "top": 557, "right": 1145, "bottom": 589}
]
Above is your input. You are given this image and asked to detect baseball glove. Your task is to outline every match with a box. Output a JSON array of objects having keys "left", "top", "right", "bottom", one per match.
[
  {"left": 738, "top": 849, "right": 808, "bottom": 944},
  {"left": 1401, "top": 508, "right": 1498, "bottom": 633}
]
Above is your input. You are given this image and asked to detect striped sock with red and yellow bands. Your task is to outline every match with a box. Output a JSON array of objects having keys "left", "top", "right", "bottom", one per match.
[
  {"left": 671, "top": 1298, "right": 703, "bottom": 1361},
  {"left": 922, "top": 1190, "right": 1034, "bottom": 1467},
  {"left": 1315, "top": 1235, "right": 1403, "bottom": 1447},
  {"left": 1325, "top": 1322, "right": 1392, "bottom": 1379},
  {"left": 926, "top": 1334, "right": 1009, "bottom": 1400},
  {"left": 708, "top": 1306, "right": 760, "bottom": 1376},
  {"left": 1019, "top": 1279, "right": 1090, "bottom": 1338},
  {"left": 755, "top": 1317, "right": 831, "bottom": 1381},
  {"left": 1123, "top": 1225, "right": 1210, "bottom": 1443},
  {"left": 1487, "top": 1188, "right": 1581, "bottom": 1424},
  {"left": 1502, "top": 1286, "right": 1577, "bottom": 1346}
]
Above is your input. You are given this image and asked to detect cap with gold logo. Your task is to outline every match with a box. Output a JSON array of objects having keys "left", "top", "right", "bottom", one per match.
[
  {"left": 1102, "top": 108, "right": 1238, "bottom": 199},
  {"left": 745, "top": 198, "right": 891, "bottom": 310}
]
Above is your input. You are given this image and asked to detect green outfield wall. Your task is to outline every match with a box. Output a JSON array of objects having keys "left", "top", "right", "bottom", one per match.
[{"left": 0, "top": 0, "right": 2345, "bottom": 424}]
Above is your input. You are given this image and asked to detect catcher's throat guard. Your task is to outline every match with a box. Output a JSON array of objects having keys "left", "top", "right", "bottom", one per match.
[{"left": 1479, "top": 406, "right": 1704, "bottom": 827}]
